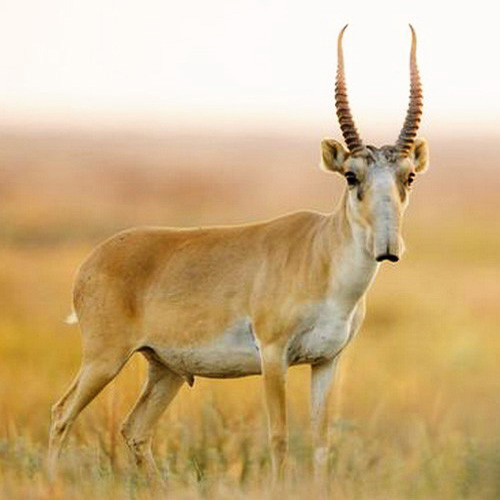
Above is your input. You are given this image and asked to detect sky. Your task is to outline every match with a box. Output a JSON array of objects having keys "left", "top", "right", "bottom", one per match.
[{"left": 0, "top": 0, "right": 498, "bottom": 137}]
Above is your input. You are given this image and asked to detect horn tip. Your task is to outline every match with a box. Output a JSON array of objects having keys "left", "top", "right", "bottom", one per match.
[{"left": 338, "top": 24, "right": 349, "bottom": 41}]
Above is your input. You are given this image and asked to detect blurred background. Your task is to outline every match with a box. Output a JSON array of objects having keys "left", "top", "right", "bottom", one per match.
[{"left": 0, "top": 1, "right": 498, "bottom": 499}]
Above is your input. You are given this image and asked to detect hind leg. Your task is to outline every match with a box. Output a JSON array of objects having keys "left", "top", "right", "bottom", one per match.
[
  {"left": 48, "top": 349, "right": 131, "bottom": 476},
  {"left": 121, "top": 352, "right": 184, "bottom": 481}
]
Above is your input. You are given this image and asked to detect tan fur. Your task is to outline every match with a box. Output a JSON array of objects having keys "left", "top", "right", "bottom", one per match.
[{"left": 48, "top": 138, "right": 429, "bottom": 484}]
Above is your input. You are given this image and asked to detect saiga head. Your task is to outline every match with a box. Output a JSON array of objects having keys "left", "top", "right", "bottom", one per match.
[{"left": 321, "top": 25, "right": 429, "bottom": 263}]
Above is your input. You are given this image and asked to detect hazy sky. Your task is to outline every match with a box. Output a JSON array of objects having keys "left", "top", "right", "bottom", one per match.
[{"left": 0, "top": 0, "right": 498, "bottom": 136}]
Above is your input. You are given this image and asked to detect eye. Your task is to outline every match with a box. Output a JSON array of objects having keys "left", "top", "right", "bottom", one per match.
[
  {"left": 406, "top": 172, "right": 416, "bottom": 187},
  {"left": 344, "top": 171, "right": 358, "bottom": 187}
]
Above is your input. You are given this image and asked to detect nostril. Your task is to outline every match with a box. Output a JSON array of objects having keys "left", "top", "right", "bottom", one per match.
[{"left": 375, "top": 254, "right": 399, "bottom": 263}]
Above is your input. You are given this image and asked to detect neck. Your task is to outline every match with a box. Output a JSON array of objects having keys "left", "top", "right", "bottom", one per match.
[{"left": 321, "top": 189, "right": 379, "bottom": 303}]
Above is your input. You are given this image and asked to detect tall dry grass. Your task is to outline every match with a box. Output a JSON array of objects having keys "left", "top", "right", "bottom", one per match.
[{"left": 0, "top": 130, "right": 498, "bottom": 499}]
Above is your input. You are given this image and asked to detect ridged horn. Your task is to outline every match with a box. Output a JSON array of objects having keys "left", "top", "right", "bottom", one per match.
[
  {"left": 335, "top": 25, "right": 364, "bottom": 154},
  {"left": 396, "top": 24, "right": 423, "bottom": 156}
]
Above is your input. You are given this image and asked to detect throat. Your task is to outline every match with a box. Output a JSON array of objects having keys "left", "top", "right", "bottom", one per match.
[
  {"left": 327, "top": 199, "right": 379, "bottom": 305},
  {"left": 334, "top": 235, "right": 378, "bottom": 303}
]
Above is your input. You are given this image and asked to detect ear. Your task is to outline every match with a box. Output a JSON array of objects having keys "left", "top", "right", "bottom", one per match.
[
  {"left": 320, "top": 139, "right": 349, "bottom": 174},
  {"left": 409, "top": 138, "right": 429, "bottom": 173}
]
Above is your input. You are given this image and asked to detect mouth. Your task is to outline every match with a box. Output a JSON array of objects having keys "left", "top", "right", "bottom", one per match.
[{"left": 375, "top": 253, "right": 400, "bottom": 263}]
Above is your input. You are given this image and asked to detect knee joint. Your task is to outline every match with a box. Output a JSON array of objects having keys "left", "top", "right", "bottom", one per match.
[
  {"left": 120, "top": 422, "right": 133, "bottom": 443},
  {"left": 121, "top": 424, "right": 149, "bottom": 450},
  {"left": 50, "top": 420, "right": 68, "bottom": 438}
]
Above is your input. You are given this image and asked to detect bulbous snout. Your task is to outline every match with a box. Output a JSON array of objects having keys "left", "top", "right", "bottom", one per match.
[
  {"left": 373, "top": 225, "right": 401, "bottom": 262},
  {"left": 370, "top": 174, "right": 403, "bottom": 264},
  {"left": 374, "top": 235, "right": 401, "bottom": 263}
]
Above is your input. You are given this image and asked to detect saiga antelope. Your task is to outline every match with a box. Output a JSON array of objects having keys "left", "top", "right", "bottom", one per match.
[{"left": 48, "top": 25, "right": 429, "bottom": 483}]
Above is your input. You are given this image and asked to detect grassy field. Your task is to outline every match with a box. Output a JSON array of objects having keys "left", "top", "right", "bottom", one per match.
[{"left": 0, "top": 130, "right": 498, "bottom": 499}]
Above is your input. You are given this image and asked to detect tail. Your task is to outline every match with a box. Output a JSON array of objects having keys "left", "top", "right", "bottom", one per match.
[{"left": 64, "top": 309, "right": 79, "bottom": 325}]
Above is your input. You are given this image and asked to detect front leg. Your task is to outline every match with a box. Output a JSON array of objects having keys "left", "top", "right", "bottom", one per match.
[
  {"left": 310, "top": 300, "right": 366, "bottom": 482},
  {"left": 260, "top": 342, "right": 288, "bottom": 483},
  {"left": 310, "top": 356, "right": 339, "bottom": 482}
]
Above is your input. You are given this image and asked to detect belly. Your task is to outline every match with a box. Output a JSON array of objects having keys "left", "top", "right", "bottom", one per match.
[{"left": 152, "top": 317, "right": 262, "bottom": 379}]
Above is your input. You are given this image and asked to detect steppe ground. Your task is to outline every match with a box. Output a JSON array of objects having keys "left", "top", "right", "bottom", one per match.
[{"left": 0, "top": 129, "right": 498, "bottom": 499}]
